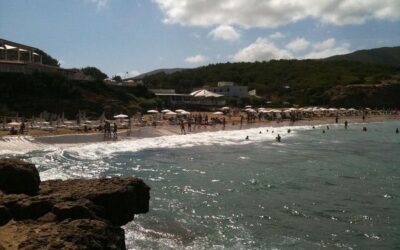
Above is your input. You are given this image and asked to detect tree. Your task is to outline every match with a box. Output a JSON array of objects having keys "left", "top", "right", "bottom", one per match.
[
  {"left": 81, "top": 67, "right": 108, "bottom": 81},
  {"left": 112, "top": 75, "right": 122, "bottom": 82}
]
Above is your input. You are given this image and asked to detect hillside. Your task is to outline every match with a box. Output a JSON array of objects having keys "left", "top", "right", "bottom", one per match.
[
  {"left": 0, "top": 72, "right": 156, "bottom": 118},
  {"left": 128, "top": 68, "right": 185, "bottom": 80},
  {"left": 326, "top": 46, "right": 400, "bottom": 67},
  {"left": 141, "top": 59, "right": 399, "bottom": 107}
]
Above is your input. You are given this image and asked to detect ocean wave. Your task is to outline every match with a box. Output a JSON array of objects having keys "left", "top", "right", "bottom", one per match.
[{"left": 59, "top": 126, "right": 302, "bottom": 161}]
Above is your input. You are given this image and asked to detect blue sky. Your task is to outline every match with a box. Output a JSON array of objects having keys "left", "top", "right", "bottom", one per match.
[{"left": 1, "top": 0, "right": 399, "bottom": 78}]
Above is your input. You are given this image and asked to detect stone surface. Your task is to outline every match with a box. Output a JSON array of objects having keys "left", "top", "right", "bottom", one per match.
[
  {"left": 0, "top": 159, "right": 150, "bottom": 250},
  {"left": 0, "top": 159, "right": 40, "bottom": 195}
]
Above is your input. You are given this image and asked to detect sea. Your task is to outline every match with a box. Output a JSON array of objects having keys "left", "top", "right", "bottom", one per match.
[{"left": 1, "top": 120, "right": 400, "bottom": 249}]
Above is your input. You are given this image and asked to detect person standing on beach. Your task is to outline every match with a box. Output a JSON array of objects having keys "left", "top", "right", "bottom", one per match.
[
  {"left": 240, "top": 115, "right": 243, "bottom": 129},
  {"left": 344, "top": 120, "right": 348, "bottom": 129},
  {"left": 222, "top": 117, "right": 226, "bottom": 130},
  {"left": 335, "top": 116, "right": 339, "bottom": 123},
  {"left": 180, "top": 120, "right": 186, "bottom": 135},
  {"left": 188, "top": 118, "right": 192, "bottom": 132},
  {"left": 113, "top": 122, "right": 118, "bottom": 140}
]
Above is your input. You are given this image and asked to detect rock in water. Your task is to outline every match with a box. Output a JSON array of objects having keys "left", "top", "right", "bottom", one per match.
[
  {"left": 0, "top": 159, "right": 40, "bottom": 195},
  {"left": 0, "top": 159, "right": 150, "bottom": 250}
]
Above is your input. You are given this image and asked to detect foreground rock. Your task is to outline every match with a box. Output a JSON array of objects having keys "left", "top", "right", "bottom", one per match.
[{"left": 0, "top": 159, "right": 150, "bottom": 250}]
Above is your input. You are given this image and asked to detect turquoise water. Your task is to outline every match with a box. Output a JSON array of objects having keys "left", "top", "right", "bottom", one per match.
[{"left": 6, "top": 121, "right": 400, "bottom": 249}]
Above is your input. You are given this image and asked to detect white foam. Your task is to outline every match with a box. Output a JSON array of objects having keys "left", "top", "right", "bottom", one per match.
[
  {"left": 61, "top": 125, "right": 303, "bottom": 161},
  {"left": 0, "top": 136, "right": 51, "bottom": 155},
  {"left": 0, "top": 125, "right": 309, "bottom": 159}
]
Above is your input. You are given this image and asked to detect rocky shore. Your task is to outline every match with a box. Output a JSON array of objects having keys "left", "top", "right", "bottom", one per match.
[{"left": 0, "top": 159, "right": 150, "bottom": 249}]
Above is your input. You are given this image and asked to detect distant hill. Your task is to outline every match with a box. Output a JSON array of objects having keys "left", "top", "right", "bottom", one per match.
[
  {"left": 0, "top": 72, "right": 156, "bottom": 118},
  {"left": 127, "top": 68, "right": 186, "bottom": 80},
  {"left": 141, "top": 58, "right": 399, "bottom": 107},
  {"left": 326, "top": 46, "right": 400, "bottom": 67}
]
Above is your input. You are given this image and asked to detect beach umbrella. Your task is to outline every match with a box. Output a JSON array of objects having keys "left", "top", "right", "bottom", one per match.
[
  {"left": 147, "top": 110, "right": 159, "bottom": 114},
  {"left": 213, "top": 111, "right": 224, "bottom": 115},
  {"left": 165, "top": 111, "right": 177, "bottom": 116},
  {"left": 8, "top": 122, "right": 21, "bottom": 126},
  {"left": 348, "top": 108, "right": 356, "bottom": 111},
  {"left": 113, "top": 114, "right": 128, "bottom": 119},
  {"left": 245, "top": 105, "right": 252, "bottom": 108},
  {"left": 221, "top": 107, "right": 230, "bottom": 110},
  {"left": 247, "top": 109, "right": 257, "bottom": 113},
  {"left": 181, "top": 111, "right": 191, "bottom": 115},
  {"left": 175, "top": 109, "right": 185, "bottom": 113},
  {"left": 161, "top": 109, "right": 171, "bottom": 113}
]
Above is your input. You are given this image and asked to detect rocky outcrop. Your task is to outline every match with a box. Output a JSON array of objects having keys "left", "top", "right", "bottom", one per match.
[
  {"left": 0, "top": 159, "right": 40, "bottom": 195},
  {"left": 0, "top": 159, "right": 150, "bottom": 250}
]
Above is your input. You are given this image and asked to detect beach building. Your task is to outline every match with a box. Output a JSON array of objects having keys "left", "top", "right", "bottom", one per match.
[
  {"left": 149, "top": 89, "right": 225, "bottom": 107},
  {"left": 206, "top": 81, "right": 250, "bottom": 97},
  {"left": 0, "top": 38, "right": 92, "bottom": 81}
]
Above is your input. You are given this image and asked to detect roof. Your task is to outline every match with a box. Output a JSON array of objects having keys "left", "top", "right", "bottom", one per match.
[{"left": 0, "top": 38, "right": 39, "bottom": 51}]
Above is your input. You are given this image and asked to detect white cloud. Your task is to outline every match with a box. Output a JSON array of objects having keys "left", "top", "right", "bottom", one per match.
[
  {"left": 185, "top": 54, "right": 208, "bottom": 64},
  {"left": 233, "top": 38, "right": 292, "bottom": 62},
  {"left": 313, "top": 38, "right": 336, "bottom": 50},
  {"left": 88, "top": 0, "right": 108, "bottom": 9},
  {"left": 305, "top": 38, "right": 350, "bottom": 59},
  {"left": 154, "top": 0, "right": 400, "bottom": 27},
  {"left": 286, "top": 37, "right": 310, "bottom": 52},
  {"left": 209, "top": 25, "right": 240, "bottom": 41},
  {"left": 269, "top": 32, "right": 286, "bottom": 39}
]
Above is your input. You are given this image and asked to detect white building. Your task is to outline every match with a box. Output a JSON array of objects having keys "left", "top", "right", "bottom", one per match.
[{"left": 207, "top": 82, "right": 249, "bottom": 97}]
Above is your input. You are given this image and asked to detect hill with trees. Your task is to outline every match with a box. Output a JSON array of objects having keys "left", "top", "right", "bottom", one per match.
[
  {"left": 326, "top": 46, "right": 400, "bottom": 67},
  {"left": 141, "top": 59, "right": 399, "bottom": 107},
  {"left": 0, "top": 72, "right": 156, "bottom": 119}
]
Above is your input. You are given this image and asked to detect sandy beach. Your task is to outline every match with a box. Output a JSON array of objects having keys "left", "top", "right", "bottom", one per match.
[{"left": 1, "top": 114, "right": 398, "bottom": 152}]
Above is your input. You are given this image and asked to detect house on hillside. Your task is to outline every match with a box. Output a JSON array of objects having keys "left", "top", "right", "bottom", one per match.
[{"left": 206, "top": 81, "right": 250, "bottom": 97}]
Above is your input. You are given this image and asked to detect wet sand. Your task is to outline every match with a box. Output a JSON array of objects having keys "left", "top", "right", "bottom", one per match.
[{"left": 33, "top": 114, "right": 399, "bottom": 145}]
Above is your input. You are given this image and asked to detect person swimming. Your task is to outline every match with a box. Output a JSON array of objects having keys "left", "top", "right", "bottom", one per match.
[
  {"left": 363, "top": 127, "right": 367, "bottom": 132},
  {"left": 245, "top": 136, "right": 249, "bottom": 140},
  {"left": 312, "top": 126, "right": 315, "bottom": 129},
  {"left": 276, "top": 134, "right": 281, "bottom": 142},
  {"left": 326, "top": 126, "right": 330, "bottom": 130},
  {"left": 259, "top": 131, "right": 262, "bottom": 134},
  {"left": 322, "top": 130, "right": 325, "bottom": 133},
  {"left": 287, "top": 129, "right": 291, "bottom": 133}
]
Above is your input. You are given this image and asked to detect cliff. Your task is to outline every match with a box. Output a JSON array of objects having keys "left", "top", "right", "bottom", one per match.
[{"left": 0, "top": 159, "right": 150, "bottom": 250}]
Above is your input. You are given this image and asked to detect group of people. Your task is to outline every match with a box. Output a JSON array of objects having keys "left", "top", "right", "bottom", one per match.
[{"left": 102, "top": 121, "right": 118, "bottom": 140}]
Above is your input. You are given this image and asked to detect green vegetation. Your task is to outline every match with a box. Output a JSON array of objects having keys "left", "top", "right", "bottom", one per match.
[
  {"left": 142, "top": 59, "right": 399, "bottom": 107},
  {"left": 81, "top": 67, "right": 108, "bottom": 81},
  {"left": 35, "top": 48, "right": 60, "bottom": 67},
  {"left": 0, "top": 72, "right": 155, "bottom": 118},
  {"left": 326, "top": 46, "right": 400, "bottom": 67}
]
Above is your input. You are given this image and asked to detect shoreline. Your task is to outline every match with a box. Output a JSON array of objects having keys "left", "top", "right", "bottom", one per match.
[{"left": 1, "top": 115, "right": 398, "bottom": 148}]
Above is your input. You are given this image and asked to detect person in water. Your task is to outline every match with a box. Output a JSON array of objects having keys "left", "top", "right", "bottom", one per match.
[
  {"left": 326, "top": 126, "right": 330, "bottom": 130},
  {"left": 276, "top": 134, "right": 281, "bottom": 142},
  {"left": 396, "top": 128, "right": 399, "bottom": 134},
  {"left": 344, "top": 120, "right": 348, "bottom": 129},
  {"left": 322, "top": 130, "right": 325, "bottom": 133},
  {"left": 362, "top": 127, "right": 367, "bottom": 132},
  {"left": 245, "top": 136, "right": 249, "bottom": 140},
  {"left": 312, "top": 126, "right": 315, "bottom": 129},
  {"left": 287, "top": 129, "right": 291, "bottom": 133}
]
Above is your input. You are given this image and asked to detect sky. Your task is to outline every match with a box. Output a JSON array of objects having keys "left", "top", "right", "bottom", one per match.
[{"left": 1, "top": 0, "right": 399, "bottom": 78}]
